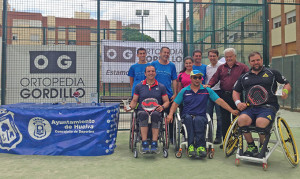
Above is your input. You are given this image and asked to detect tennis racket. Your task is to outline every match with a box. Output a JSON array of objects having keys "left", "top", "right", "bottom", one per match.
[
  {"left": 247, "top": 85, "right": 268, "bottom": 106},
  {"left": 141, "top": 98, "right": 159, "bottom": 124}
]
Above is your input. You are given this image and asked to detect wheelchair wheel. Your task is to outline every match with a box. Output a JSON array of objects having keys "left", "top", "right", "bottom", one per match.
[
  {"left": 276, "top": 117, "right": 299, "bottom": 167},
  {"left": 207, "top": 118, "right": 214, "bottom": 144},
  {"left": 224, "top": 116, "right": 239, "bottom": 157},
  {"left": 174, "top": 113, "right": 181, "bottom": 152},
  {"left": 129, "top": 115, "right": 136, "bottom": 152},
  {"left": 164, "top": 117, "right": 169, "bottom": 149}
]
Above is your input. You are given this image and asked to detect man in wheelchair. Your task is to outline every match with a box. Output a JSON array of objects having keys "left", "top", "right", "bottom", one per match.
[
  {"left": 167, "top": 70, "right": 239, "bottom": 158},
  {"left": 232, "top": 52, "right": 291, "bottom": 157},
  {"left": 125, "top": 65, "right": 170, "bottom": 153}
]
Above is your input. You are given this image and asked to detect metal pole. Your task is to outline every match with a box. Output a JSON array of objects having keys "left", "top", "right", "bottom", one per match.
[
  {"left": 189, "top": 0, "right": 194, "bottom": 55},
  {"left": 142, "top": 16, "right": 144, "bottom": 41},
  {"left": 174, "top": 0, "right": 177, "bottom": 42},
  {"left": 1, "top": 0, "right": 8, "bottom": 105},
  {"left": 183, "top": 3, "right": 187, "bottom": 57},
  {"left": 97, "top": 0, "right": 100, "bottom": 102},
  {"left": 241, "top": 20, "right": 245, "bottom": 63},
  {"left": 212, "top": 0, "right": 216, "bottom": 49},
  {"left": 263, "top": 0, "right": 270, "bottom": 67},
  {"left": 224, "top": 0, "right": 228, "bottom": 49}
]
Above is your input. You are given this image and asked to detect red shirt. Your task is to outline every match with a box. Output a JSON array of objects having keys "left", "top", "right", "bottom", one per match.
[{"left": 208, "top": 62, "right": 249, "bottom": 92}]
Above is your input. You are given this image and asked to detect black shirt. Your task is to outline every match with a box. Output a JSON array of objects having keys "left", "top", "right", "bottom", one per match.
[{"left": 233, "top": 67, "right": 289, "bottom": 110}]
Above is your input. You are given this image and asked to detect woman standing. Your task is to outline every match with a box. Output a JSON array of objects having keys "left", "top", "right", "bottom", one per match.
[{"left": 177, "top": 56, "right": 194, "bottom": 93}]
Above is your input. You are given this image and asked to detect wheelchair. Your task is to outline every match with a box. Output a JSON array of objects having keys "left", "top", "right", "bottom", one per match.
[
  {"left": 223, "top": 113, "right": 299, "bottom": 170},
  {"left": 173, "top": 111, "right": 214, "bottom": 159},
  {"left": 129, "top": 110, "right": 169, "bottom": 158}
]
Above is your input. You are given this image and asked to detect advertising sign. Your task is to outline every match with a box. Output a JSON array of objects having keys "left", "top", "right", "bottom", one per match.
[{"left": 101, "top": 40, "right": 183, "bottom": 83}]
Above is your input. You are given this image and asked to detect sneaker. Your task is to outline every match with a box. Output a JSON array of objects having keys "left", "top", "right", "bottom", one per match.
[
  {"left": 150, "top": 141, "right": 158, "bottom": 153},
  {"left": 196, "top": 146, "right": 207, "bottom": 158},
  {"left": 188, "top": 144, "right": 196, "bottom": 158},
  {"left": 142, "top": 141, "right": 150, "bottom": 153},
  {"left": 244, "top": 144, "right": 258, "bottom": 157},
  {"left": 213, "top": 138, "right": 222, "bottom": 144},
  {"left": 259, "top": 144, "right": 269, "bottom": 153}
]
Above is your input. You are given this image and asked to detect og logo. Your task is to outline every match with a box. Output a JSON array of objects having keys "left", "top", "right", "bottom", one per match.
[{"left": 28, "top": 117, "right": 52, "bottom": 140}]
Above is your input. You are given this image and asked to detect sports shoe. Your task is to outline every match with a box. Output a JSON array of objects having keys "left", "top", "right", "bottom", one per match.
[
  {"left": 142, "top": 141, "right": 150, "bottom": 153},
  {"left": 196, "top": 146, "right": 207, "bottom": 158},
  {"left": 213, "top": 138, "right": 222, "bottom": 144},
  {"left": 150, "top": 141, "right": 158, "bottom": 153},
  {"left": 244, "top": 144, "right": 258, "bottom": 157},
  {"left": 188, "top": 144, "right": 196, "bottom": 158}
]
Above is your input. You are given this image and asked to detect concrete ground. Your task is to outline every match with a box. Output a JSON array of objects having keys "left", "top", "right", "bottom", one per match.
[{"left": 0, "top": 109, "right": 299, "bottom": 179}]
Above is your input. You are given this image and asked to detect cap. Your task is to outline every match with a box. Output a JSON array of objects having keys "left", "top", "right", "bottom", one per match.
[{"left": 190, "top": 70, "right": 204, "bottom": 76}]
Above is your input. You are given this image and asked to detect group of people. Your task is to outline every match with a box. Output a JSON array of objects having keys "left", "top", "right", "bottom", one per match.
[{"left": 125, "top": 46, "right": 291, "bottom": 158}]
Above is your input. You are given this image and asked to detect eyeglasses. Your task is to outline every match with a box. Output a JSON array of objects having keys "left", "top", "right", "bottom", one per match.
[
  {"left": 227, "top": 68, "right": 232, "bottom": 75},
  {"left": 192, "top": 76, "right": 202, "bottom": 80}
]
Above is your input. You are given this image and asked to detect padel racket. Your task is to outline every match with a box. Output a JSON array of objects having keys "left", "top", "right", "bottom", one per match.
[
  {"left": 247, "top": 85, "right": 268, "bottom": 106},
  {"left": 141, "top": 98, "right": 159, "bottom": 124}
]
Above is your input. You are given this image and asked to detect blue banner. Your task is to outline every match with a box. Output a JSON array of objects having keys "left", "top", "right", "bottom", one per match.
[{"left": 0, "top": 103, "right": 119, "bottom": 156}]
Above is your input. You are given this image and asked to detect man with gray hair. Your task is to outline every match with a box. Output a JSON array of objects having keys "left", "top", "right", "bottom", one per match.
[{"left": 206, "top": 48, "right": 249, "bottom": 148}]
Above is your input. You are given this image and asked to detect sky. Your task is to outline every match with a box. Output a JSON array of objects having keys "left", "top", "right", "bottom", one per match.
[{"left": 8, "top": 0, "right": 190, "bottom": 41}]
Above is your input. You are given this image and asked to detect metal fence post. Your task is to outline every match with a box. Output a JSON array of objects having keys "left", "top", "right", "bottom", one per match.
[{"left": 1, "top": 0, "right": 8, "bottom": 105}]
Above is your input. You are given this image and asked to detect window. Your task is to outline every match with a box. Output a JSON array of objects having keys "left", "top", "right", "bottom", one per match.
[
  {"left": 68, "top": 40, "right": 76, "bottom": 45},
  {"left": 286, "top": 10, "right": 296, "bottom": 24},
  {"left": 58, "top": 40, "right": 65, "bottom": 45},
  {"left": 68, "top": 26, "right": 76, "bottom": 32},
  {"left": 58, "top": 26, "right": 65, "bottom": 31},
  {"left": 12, "top": 34, "right": 18, "bottom": 40},
  {"left": 273, "top": 16, "right": 281, "bottom": 29},
  {"left": 48, "top": 27, "right": 55, "bottom": 31}
]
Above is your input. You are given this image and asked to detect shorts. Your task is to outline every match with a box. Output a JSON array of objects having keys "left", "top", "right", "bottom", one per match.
[{"left": 240, "top": 106, "right": 276, "bottom": 123}]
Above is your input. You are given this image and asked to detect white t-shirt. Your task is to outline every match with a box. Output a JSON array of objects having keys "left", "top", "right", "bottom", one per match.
[{"left": 206, "top": 61, "right": 222, "bottom": 90}]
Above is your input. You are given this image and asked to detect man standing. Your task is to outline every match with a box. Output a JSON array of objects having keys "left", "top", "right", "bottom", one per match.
[
  {"left": 128, "top": 48, "right": 150, "bottom": 96},
  {"left": 207, "top": 48, "right": 249, "bottom": 148},
  {"left": 167, "top": 70, "right": 239, "bottom": 158},
  {"left": 151, "top": 47, "right": 177, "bottom": 143},
  {"left": 151, "top": 47, "right": 177, "bottom": 101},
  {"left": 233, "top": 52, "right": 291, "bottom": 157},
  {"left": 205, "top": 49, "right": 223, "bottom": 144},
  {"left": 193, "top": 50, "right": 207, "bottom": 84},
  {"left": 125, "top": 65, "right": 169, "bottom": 153}
]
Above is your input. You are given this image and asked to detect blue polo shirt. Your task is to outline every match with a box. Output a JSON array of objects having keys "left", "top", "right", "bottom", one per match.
[
  {"left": 174, "top": 85, "right": 219, "bottom": 116},
  {"left": 151, "top": 60, "right": 177, "bottom": 99},
  {"left": 134, "top": 79, "right": 168, "bottom": 111}
]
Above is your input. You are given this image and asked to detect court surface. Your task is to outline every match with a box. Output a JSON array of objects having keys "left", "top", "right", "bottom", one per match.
[{"left": 0, "top": 109, "right": 299, "bottom": 178}]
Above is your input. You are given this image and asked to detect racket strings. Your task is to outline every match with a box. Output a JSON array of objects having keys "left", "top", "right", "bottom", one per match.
[{"left": 248, "top": 86, "right": 268, "bottom": 105}]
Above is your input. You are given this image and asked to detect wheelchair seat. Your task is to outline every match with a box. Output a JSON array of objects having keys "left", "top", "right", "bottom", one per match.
[
  {"left": 129, "top": 110, "right": 169, "bottom": 158},
  {"left": 173, "top": 111, "right": 215, "bottom": 159},
  {"left": 223, "top": 114, "right": 299, "bottom": 170}
]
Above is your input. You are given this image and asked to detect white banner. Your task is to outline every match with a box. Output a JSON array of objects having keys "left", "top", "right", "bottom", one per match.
[
  {"left": 6, "top": 45, "right": 97, "bottom": 104},
  {"left": 101, "top": 40, "right": 183, "bottom": 83}
]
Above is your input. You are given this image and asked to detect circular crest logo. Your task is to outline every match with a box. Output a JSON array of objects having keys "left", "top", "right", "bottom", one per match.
[{"left": 28, "top": 117, "right": 52, "bottom": 140}]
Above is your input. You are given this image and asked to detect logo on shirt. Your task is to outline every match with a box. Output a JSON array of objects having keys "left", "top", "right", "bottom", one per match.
[
  {"left": 184, "top": 93, "right": 192, "bottom": 96},
  {"left": 267, "top": 115, "right": 272, "bottom": 121},
  {"left": 263, "top": 73, "right": 269, "bottom": 77},
  {"left": 245, "top": 77, "right": 248, "bottom": 80}
]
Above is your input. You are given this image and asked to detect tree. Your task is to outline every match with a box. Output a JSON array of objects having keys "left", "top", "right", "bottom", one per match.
[{"left": 122, "top": 28, "right": 155, "bottom": 42}]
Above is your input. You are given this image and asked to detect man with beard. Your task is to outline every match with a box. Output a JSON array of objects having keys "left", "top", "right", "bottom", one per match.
[{"left": 232, "top": 52, "right": 291, "bottom": 157}]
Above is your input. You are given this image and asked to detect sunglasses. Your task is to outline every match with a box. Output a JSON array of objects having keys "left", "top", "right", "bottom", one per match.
[
  {"left": 192, "top": 76, "right": 202, "bottom": 80},
  {"left": 227, "top": 68, "right": 232, "bottom": 75}
]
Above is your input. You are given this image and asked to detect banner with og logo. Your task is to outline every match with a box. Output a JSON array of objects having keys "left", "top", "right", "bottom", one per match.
[{"left": 101, "top": 40, "right": 183, "bottom": 83}]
